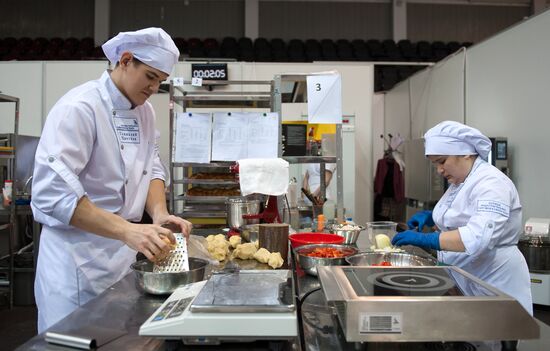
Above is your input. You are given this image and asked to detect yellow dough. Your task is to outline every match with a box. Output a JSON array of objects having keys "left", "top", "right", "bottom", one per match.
[
  {"left": 229, "top": 235, "right": 242, "bottom": 249},
  {"left": 206, "top": 234, "right": 231, "bottom": 261},
  {"left": 253, "top": 248, "right": 271, "bottom": 264},
  {"left": 210, "top": 247, "right": 227, "bottom": 261},
  {"left": 268, "top": 252, "right": 284, "bottom": 269},
  {"left": 232, "top": 242, "right": 258, "bottom": 260}
]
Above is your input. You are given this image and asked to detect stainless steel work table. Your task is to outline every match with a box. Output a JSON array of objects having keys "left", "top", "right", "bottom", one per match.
[
  {"left": 16, "top": 271, "right": 295, "bottom": 351},
  {"left": 16, "top": 248, "right": 550, "bottom": 351}
]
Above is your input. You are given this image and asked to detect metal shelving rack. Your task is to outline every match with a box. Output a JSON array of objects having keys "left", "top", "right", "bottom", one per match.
[
  {"left": 168, "top": 79, "right": 275, "bottom": 222},
  {"left": 273, "top": 74, "right": 344, "bottom": 222},
  {"left": 0, "top": 93, "right": 20, "bottom": 309},
  {"left": 168, "top": 73, "right": 344, "bottom": 226}
]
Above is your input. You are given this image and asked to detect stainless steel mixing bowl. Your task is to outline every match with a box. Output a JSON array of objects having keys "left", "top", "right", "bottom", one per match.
[
  {"left": 131, "top": 257, "right": 209, "bottom": 295},
  {"left": 295, "top": 244, "right": 358, "bottom": 276},
  {"left": 329, "top": 225, "right": 366, "bottom": 245},
  {"left": 345, "top": 252, "right": 437, "bottom": 267}
]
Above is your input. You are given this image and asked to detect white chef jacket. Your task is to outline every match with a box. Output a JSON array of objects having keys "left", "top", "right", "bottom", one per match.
[
  {"left": 433, "top": 157, "right": 533, "bottom": 315},
  {"left": 31, "top": 71, "right": 166, "bottom": 332},
  {"left": 303, "top": 163, "right": 336, "bottom": 205}
]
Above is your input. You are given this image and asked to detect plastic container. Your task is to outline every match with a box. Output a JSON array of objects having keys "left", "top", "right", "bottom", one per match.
[
  {"left": 289, "top": 232, "right": 345, "bottom": 248},
  {"left": 366, "top": 221, "right": 397, "bottom": 248}
]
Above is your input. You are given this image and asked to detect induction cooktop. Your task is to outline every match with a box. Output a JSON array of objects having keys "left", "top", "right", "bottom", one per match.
[
  {"left": 317, "top": 265, "right": 539, "bottom": 343},
  {"left": 342, "top": 267, "right": 495, "bottom": 297}
]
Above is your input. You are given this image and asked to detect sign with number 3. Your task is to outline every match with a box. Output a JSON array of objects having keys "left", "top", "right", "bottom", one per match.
[{"left": 306, "top": 73, "right": 342, "bottom": 124}]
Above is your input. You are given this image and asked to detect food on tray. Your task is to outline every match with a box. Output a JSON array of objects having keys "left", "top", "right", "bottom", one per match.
[
  {"left": 304, "top": 247, "right": 352, "bottom": 258},
  {"left": 187, "top": 187, "right": 240, "bottom": 196},
  {"left": 189, "top": 172, "right": 235, "bottom": 180},
  {"left": 253, "top": 248, "right": 271, "bottom": 263},
  {"left": 229, "top": 235, "right": 242, "bottom": 249},
  {"left": 372, "top": 261, "right": 392, "bottom": 266},
  {"left": 374, "top": 234, "right": 392, "bottom": 249},
  {"left": 232, "top": 242, "right": 258, "bottom": 260},
  {"left": 268, "top": 252, "right": 284, "bottom": 269}
]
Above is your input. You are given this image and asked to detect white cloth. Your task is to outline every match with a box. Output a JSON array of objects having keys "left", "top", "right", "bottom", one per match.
[
  {"left": 432, "top": 157, "right": 533, "bottom": 315},
  {"left": 238, "top": 158, "right": 289, "bottom": 196},
  {"left": 102, "top": 27, "right": 179, "bottom": 75},
  {"left": 303, "top": 163, "right": 337, "bottom": 205},
  {"left": 31, "top": 71, "right": 166, "bottom": 332},
  {"left": 424, "top": 121, "right": 491, "bottom": 161}
]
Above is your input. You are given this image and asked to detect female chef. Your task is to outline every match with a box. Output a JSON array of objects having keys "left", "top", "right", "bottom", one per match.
[
  {"left": 392, "top": 121, "right": 533, "bottom": 315},
  {"left": 31, "top": 28, "right": 191, "bottom": 332}
]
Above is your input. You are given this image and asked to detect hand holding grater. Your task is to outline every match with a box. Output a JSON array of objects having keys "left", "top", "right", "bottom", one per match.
[{"left": 153, "top": 233, "right": 190, "bottom": 273}]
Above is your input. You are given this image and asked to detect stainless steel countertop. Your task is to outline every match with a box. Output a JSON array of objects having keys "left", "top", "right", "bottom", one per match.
[
  {"left": 16, "top": 246, "right": 550, "bottom": 351},
  {"left": 15, "top": 265, "right": 296, "bottom": 351}
]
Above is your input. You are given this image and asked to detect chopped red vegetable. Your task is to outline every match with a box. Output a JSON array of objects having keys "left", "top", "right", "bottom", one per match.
[
  {"left": 304, "top": 247, "right": 352, "bottom": 258},
  {"left": 372, "top": 261, "right": 392, "bottom": 266}
]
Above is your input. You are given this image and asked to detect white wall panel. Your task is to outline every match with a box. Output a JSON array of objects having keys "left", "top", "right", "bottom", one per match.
[
  {"left": 384, "top": 79, "right": 410, "bottom": 144},
  {"left": 410, "top": 51, "right": 465, "bottom": 139},
  {"left": 466, "top": 10, "right": 550, "bottom": 220},
  {"left": 0, "top": 62, "right": 43, "bottom": 136},
  {"left": 44, "top": 61, "right": 108, "bottom": 122}
]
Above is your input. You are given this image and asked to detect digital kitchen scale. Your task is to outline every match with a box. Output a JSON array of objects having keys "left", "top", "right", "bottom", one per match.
[
  {"left": 317, "top": 266, "right": 539, "bottom": 342},
  {"left": 139, "top": 270, "right": 298, "bottom": 345}
]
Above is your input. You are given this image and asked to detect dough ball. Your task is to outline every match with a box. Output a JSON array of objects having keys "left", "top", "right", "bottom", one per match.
[
  {"left": 268, "top": 252, "right": 284, "bottom": 269},
  {"left": 210, "top": 247, "right": 227, "bottom": 261},
  {"left": 229, "top": 235, "right": 242, "bottom": 249},
  {"left": 232, "top": 242, "right": 258, "bottom": 260},
  {"left": 253, "top": 248, "right": 271, "bottom": 264}
]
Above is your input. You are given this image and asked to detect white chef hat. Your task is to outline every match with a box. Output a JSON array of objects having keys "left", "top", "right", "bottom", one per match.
[
  {"left": 102, "top": 27, "right": 180, "bottom": 75},
  {"left": 424, "top": 121, "right": 492, "bottom": 161}
]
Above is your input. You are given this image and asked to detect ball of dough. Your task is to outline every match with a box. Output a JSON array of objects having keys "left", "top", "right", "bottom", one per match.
[
  {"left": 210, "top": 247, "right": 227, "bottom": 261},
  {"left": 253, "top": 248, "right": 271, "bottom": 264},
  {"left": 229, "top": 235, "right": 242, "bottom": 249},
  {"left": 232, "top": 242, "right": 258, "bottom": 260},
  {"left": 268, "top": 252, "right": 284, "bottom": 269}
]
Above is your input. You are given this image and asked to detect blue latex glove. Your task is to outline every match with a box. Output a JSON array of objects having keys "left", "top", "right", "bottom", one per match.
[
  {"left": 391, "top": 230, "right": 441, "bottom": 251},
  {"left": 406, "top": 210, "right": 434, "bottom": 231}
]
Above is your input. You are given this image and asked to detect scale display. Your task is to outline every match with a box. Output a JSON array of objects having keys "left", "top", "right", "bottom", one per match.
[{"left": 342, "top": 267, "right": 496, "bottom": 297}]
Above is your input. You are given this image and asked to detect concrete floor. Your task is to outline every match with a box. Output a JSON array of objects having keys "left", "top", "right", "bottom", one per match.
[{"left": 1, "top": 303, "right": 549, "bottom": 351}]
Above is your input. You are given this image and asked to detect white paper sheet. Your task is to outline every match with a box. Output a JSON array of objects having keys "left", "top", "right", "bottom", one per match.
[
  {"left": 307, "top": 74, "right": 343, "bottom": 124},
  {"left": 247, "top": 112, "right": 279, "bottom": 159},
  {"left": 211, "top": 112, "right": 249, "bottom": 161},
  {"left": 174, "top": 112, "right": 212, "bottom": 163}
]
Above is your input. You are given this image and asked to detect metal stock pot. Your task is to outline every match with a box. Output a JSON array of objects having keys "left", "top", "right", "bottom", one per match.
[
  {"left": 519, "top": 238, "right": 550, "bottom": 273},
  {"left": 226, "top": 197, "right": 260, "bottom": 231}
]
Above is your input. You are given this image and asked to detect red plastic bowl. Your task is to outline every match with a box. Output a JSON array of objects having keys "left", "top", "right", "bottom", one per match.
[{"left": 289, "top": 232, "right": 345, "bottom": 248}]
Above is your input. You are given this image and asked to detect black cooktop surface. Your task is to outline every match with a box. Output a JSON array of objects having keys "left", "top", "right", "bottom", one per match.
[{"left": 342, "top": 267, "right": 495, "bottom": 297}]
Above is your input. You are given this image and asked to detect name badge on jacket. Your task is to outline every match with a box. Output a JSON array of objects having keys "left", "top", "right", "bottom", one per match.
[{"left": 114, "top": 117, "right": 140, "bottom": 144}]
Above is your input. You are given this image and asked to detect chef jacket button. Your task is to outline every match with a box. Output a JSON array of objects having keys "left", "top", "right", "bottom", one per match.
[
  {"left": 48, "top": 156, "right": 55, "bottom": 163},
  {"left": 125, "top": 179, "right": 128, "bottom": 185},
  {"left": 143, "top": 170, "right": 148, "bottom": 175},
  {"left": 121, "top": 144, "right": 124, "bottom": 150},
  {"left": 488, "top": 224, "right": 493, "bottom": 229}
]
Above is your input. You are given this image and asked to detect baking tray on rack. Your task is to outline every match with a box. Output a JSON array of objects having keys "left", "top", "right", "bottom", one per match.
[
  {"left": 180, "top": 179, "right": 239, "bottom": 185},
  {"left": 181, "top": 195, "right": 230, "bottom": 203}
]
